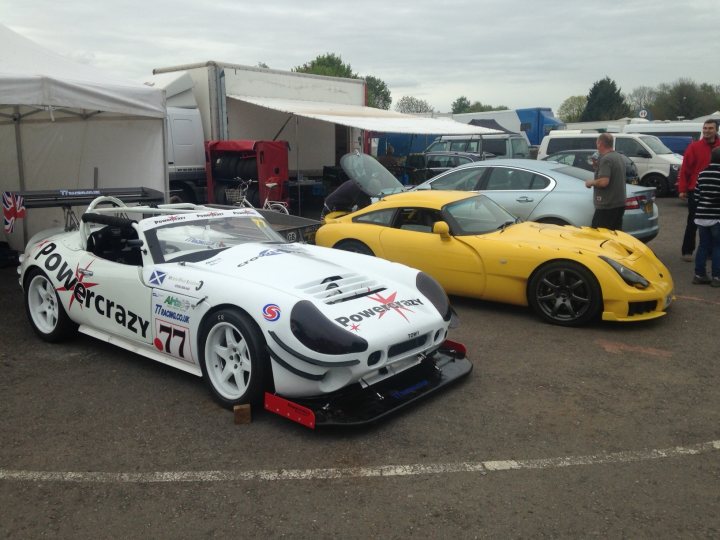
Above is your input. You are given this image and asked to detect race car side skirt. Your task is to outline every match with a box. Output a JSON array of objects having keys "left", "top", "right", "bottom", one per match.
[{"left": 264, "top": 339, "right": 471, "bottom": 429}]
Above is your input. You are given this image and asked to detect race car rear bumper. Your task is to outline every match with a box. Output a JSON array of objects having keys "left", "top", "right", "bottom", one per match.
[{"left": 264, "top": 340, "right": 472, "bottom": 429}]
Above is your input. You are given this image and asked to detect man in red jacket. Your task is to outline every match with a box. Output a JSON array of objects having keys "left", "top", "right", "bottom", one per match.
[{"left": 678, "top": 119, "right": 720, "bottom": 260}]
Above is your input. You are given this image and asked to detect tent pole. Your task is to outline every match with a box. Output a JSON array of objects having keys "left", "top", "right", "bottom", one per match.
[
  {"left": 161, "top": 117, "right": 169, "bottom": 201},
  {"left": 13, "top": 106, "right": 28, "bottom": 242},
  {"left": 295, "top": 116, "right": 301, "bottom": 215}
]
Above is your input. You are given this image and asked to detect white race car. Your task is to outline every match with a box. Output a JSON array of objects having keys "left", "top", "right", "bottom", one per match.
[{"left": 18, "top": 195, "right": 471, "bottom": 428}]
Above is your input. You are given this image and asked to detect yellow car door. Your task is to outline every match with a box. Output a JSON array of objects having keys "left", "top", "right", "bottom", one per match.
[{"left": 375, "top": 208, "right": 486, "bottom": 298}]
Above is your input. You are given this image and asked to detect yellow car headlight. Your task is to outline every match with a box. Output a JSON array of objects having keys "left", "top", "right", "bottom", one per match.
[{"left": 599, "top": 256, "right": 649, "bottom": 289}]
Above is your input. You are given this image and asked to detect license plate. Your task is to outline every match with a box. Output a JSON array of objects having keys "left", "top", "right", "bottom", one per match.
[{"left": 644, "top": 202, "right": 652, "bottom": 213}]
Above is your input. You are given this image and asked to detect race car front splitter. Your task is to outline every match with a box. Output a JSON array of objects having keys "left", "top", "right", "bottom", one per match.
[{"left": 264, "top": 340, "right": 472, "bottom": 429}]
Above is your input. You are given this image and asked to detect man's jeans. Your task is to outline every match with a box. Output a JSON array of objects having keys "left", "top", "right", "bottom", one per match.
[{"left": 695, "top": 222, "right": 720, "bottom": 278}]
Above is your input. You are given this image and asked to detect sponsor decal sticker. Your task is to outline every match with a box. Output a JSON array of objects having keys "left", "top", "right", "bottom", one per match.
[
  {"left": 151, "top": 215, "right": 186, "bottom": 226},
  {"left": 154, "top": 304, "right": 191, "bottom": 324},
  {"left": 390, "top": 380, "right": 429, "bottom": 399},
  {"left": 55, "top": 260, "right": 98, "bottom": 309},
  {"left": 263, "top": 304, "right": 281, "bottom": 321},
  {"left": 149, "top": 270, "right": 166, "bottom": 285},
  {"left": 232, "top": 208, "right": 260, "bottom": 216},
  {"left": 184, "top": 236, "right": 225, "bottom": 248},
  {"left": 237, "top": 248, "right": 291, "bottom": 268},
  {"left": 33, "top": 242, "right": 149, "bottom": 338},
  {"left": 59, "top": 189, "right": 101, "bottom": 197},
  {"left": 334, "top": 291, "right": 423, "bottom": 328},
  {"left": 163, "top": 295, "right": 192, "bottom": 312},
  {"left": 153, "top": 321, "right": 191, "bottom": 361}
]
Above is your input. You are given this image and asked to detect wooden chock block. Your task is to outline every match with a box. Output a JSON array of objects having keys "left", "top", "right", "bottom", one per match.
[{"left": 233, "top": 404, "right": 252, "bottom": 425}]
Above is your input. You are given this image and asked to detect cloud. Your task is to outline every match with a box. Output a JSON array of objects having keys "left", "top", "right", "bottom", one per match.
[{"left": 2, "top": 0, "right": 718, "bottom": 113}]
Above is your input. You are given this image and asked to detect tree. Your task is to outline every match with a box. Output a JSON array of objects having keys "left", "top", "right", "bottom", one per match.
[
  {"left": 294, "top": 53, "right": 392, "bottom": 110},
  {"left": 468, "top": 101, "right": 508, "bottom": 113},
  {"left": 652, "top": 78, "right": 720, "bottom": 120},
  {"left": 580, "top": 77, "right": 631, "bottom": 121},
  {"left": 395, "top": 96, "right": 434, "bottom": 114},
  {"left": 624, "top": 86, "right": 657, "bottom": 114},
  {"left": 451, "top": 96, "right": 509, "bottom": 113},
  {"left": 577, "top": 78, "right": 720, "bottom": 122},
  {"left": 257, "top": 62, "right": 269, "bottom": 69},
  {"left": 557, "top": 95, "right": 587, "bottom": 122},
  {"left": 365, "top": 75, "right": 391, "bottom": 110},
  {"left": 452, "top": 96, "right": 471, "bottom": 114},
  {"left": 293, "top": 53, "right": 355, "bottom": 78}
]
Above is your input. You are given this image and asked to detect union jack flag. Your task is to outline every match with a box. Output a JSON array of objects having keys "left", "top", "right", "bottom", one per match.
[{"left": 3, "top": 192, "right": 27, "bottom": 234}]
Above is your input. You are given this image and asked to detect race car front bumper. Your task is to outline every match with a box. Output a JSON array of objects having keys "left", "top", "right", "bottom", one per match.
[{"left": 264, "top": 340, "right": 472, "bottom": 429}]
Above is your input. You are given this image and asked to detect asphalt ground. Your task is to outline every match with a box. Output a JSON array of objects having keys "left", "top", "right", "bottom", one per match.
[{"left": 1, "top": 197, "right": 719, "bottom": 538}]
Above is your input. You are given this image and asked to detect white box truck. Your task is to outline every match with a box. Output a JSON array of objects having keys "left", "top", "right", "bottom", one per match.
[{"left": 153, "top": 62, "right": 367, "bottom": 181}]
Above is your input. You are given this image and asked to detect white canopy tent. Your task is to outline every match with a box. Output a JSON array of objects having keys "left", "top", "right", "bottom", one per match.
[
  {"left": 226, "top": 95, "right": 502, "bottom": 181},
  {"left": 228, "top": 94, "right": 501, "bottom": 135},
  {"left": 0, "top": 24, "right": 167, "bottom": 249}
]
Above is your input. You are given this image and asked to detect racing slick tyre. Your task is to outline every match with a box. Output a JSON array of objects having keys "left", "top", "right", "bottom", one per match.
[
  {"left": 199, "top": 309, "right": 269, "bottom": 408},
  {"left": 24, "top": 267, "right": 77, "bottom": 342},
  {"left": 334, "top": 240, "right": 374, "bottom": 256},
  {"left": 527, "top": 260, "right": 602, "bottom": 327}
]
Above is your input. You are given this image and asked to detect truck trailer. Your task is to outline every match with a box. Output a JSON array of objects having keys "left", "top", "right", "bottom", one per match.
[{"left": 452, "top": 107, "right": 565, "bottom": 146}]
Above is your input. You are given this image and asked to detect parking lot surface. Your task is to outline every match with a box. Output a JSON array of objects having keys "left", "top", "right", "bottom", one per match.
[{"left": 1, "top": 197, "right": 719, "bottom": 538}]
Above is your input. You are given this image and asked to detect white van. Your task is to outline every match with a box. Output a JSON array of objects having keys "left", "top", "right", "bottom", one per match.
[
  {"left": 537, "top": 131, "right": 681, "bottom": 196},
  {"left": 623, "top": 122, "right": 706, "bottom": 155},
  {"left": 622, "top": 121, "right": 703, "bottom": 140}
]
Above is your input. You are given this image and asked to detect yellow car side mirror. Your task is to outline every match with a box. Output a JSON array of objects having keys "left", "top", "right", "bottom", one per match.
[{"left": 432, "top": 221, "right": 451, "bottom": 239}]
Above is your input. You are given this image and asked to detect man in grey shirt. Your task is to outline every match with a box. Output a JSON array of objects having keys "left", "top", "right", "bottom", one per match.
[{"left": 585, "top": 133, "right": 627, "bottom": 230}]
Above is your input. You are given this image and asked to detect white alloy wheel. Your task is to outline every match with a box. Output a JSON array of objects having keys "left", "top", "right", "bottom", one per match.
[
  {"left": 204, "top": 321, "right": 254, "bottom": 400},
  {"left": 200, "top": 309, "right": 268, "bottom": 407},
  {"left": 24, "top": 268, "right": 76, "bottom": 342},
  {"left": 27, "top": 273, "right": 60, "bottom": 334}
]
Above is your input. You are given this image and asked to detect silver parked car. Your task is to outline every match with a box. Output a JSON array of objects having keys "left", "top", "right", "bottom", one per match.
[{"left": 413, "top": 159, "right": 658, "bottom": 242}]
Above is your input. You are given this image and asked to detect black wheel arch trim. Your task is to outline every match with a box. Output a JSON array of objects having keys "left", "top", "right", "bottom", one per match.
[
  {"left": 267, "top": 349, "right": 325, "bottom": 381},
  {"left": 268, "top": 330, "right": 360, "bottom": 367}
]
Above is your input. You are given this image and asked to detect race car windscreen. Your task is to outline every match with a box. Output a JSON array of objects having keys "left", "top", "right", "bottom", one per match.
[{"left": 142, "top": 209, "right": 286, "bottom": 263}]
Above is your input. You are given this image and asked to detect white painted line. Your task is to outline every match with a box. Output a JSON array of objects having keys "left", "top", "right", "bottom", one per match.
[
  {"left": 1, "top": 440, "right": 719, "bottom": 484},
  {"left": 676, "top": 294, "right": 720, "bottom": 306}
]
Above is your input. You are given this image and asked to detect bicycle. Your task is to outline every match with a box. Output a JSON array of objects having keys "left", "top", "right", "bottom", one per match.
[{"left": 225, "top": 177, "right": 289, "bottom": 214}]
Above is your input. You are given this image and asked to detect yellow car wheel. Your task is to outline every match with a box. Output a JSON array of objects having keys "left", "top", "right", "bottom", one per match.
[
  {"left": 528, "top": 261, "right": 602, "bottom": 327},
  {"left": 334, "top": 240, "right": 374, "bottom": 256}
]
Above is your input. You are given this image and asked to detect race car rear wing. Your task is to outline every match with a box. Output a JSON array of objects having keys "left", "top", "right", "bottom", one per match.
[
  {"left": 10, "top": 187, "right": 165, "bottom": 231},
  {"left": 16, "top": 187, "right": 165, "bottom": 209}
]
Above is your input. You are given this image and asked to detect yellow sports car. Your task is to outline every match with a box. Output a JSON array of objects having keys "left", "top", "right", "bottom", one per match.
[{"left": 315, "top": 190, "right": 674, "bottom": 326}]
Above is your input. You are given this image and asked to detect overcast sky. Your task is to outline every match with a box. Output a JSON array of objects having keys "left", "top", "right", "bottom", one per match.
[{"left": 2, "top": 0, "right": 718, "bottom": 114}]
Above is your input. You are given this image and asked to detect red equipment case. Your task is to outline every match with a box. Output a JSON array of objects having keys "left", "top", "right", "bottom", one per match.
[{"left": 205, "top": 140, "right": 289, "bottom": 206}]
